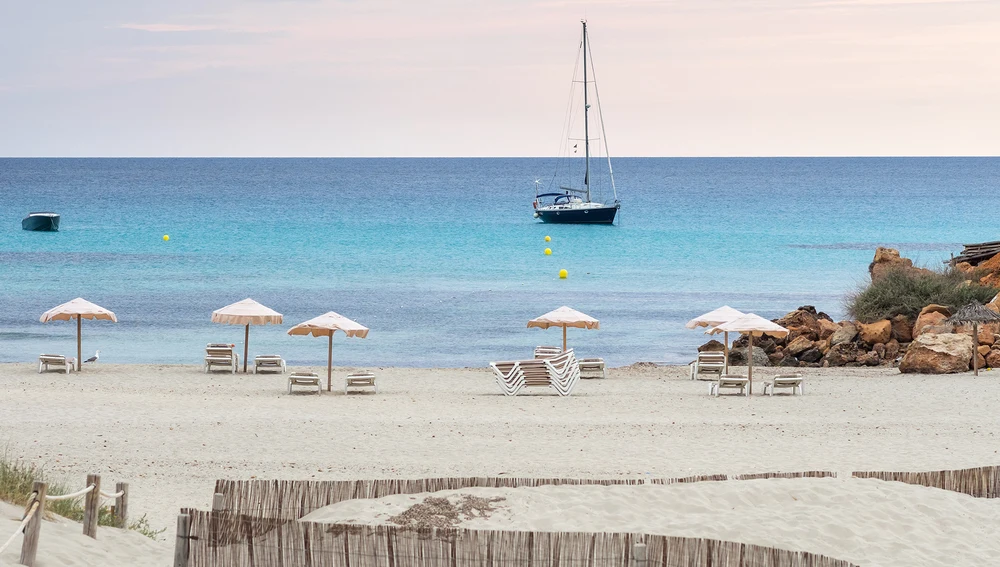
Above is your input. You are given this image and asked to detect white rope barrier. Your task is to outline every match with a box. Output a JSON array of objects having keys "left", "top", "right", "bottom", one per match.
[
  {"left": 44, "top": 484, "right": 95, "bottom": 501},
  {"left": 99, "top": 490, "right": 125, "bottom": 499},
  {"left": 0, "top": 500, "right": 39, "bottom": 556}
]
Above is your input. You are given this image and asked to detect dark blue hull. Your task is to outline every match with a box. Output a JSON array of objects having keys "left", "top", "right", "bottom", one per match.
[
  {"left": 22, "top": 214, "right": 60, "bottom": 232},
  {"left": 535, "top": 204, "right": 619, "bottom": 224}
]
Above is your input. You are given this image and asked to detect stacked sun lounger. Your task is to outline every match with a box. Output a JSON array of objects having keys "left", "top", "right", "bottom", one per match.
[
  {"left": 491, "top": 349, "right": 581, "bottom": 396},
  {"left": 536, "top": 345, "right": 606, "bottom": 378}
]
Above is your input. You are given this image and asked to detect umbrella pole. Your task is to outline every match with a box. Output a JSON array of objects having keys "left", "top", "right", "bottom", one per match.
[
  {"left": 974, "top": 322, "right": 980, "bottom": 376},
  {"left": 748, "top": 334, "right": 754, "bottom": 395},
  {"left": 77, "top": 315, "right": 82, "bottom": 371},
  {"left": 563, "top": 326, "right": 567, "bottom": 352},
  {"left": 328, "top": 333, "right": 333, "bottom": 392},
  {"left": 243, "top": 324, "right": 250, "bottom": 373},
  {"left": 724, "top": 331, "right": 729, "bottom": 374}
]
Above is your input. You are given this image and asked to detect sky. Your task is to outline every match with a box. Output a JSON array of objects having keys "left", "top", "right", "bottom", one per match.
[{"left": 1, "top": 0, "right": 998, "bottom": 157}]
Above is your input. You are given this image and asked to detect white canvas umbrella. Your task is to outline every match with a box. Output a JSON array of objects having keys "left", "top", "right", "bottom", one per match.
[
  {"left": 211, "top": 298, "right": 283, "bottom": 373},
  {"left": 686, "top": 306, "right": 745, "bottom": 373},
  {"left": 40, "top": 298, "right": 118, "bottom": 371},
  {"left": 711, "top": 313, "right": 788, "bottom": 394},
  {"left": 527, "top": 306, "right": 599, "bottom": 351},
  {"left": 287, "top": 311, "right": 369, "bottom": 391}
]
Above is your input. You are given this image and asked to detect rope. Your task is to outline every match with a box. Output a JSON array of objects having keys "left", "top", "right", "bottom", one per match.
[
  {"left": 0, "top": 501, "right": 39, "bottom": 556},
  {"left": 45, "top": 484, "right": 95, "bottom": 501},
  {"left": 99, "top": 490, "right": 125, "bottom": 499}
]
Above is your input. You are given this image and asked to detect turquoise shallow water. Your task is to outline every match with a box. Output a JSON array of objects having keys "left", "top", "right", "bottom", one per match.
[{"left": 1, "top": 157, "right": 996, "bottom": 366}]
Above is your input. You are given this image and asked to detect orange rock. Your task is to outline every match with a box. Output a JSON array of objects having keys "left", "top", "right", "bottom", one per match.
[
  {"left": 913, "top": 311, "right": 949, "bottom": 338},
  {"left": 858, "top": 320, "right": 891, "bottom": 345},
  {"left": 869, "top": 247, "right": 934, "bottom": 282},
  {"left": 978, "top": 345, "right": 991, "bottom": 356},
  {"left": 986, "top": 349, "right": 1000, "bottom": 368},
  {"left": 918, "top": 304, "right": 952, "bottom": 318},
  {"left": 898, "top": 333, "right": 973, "bottom": 374},
  {"left": 817, "top": 319, "right": 840, "bottom": 340}
]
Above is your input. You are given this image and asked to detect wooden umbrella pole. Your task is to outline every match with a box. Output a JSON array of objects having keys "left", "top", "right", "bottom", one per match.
[
  {"left": 243, "top": 324, "right": 250, "bottom": 373},
  {"left": 724, "top": 331, "right": 729, "bottom": 374},
  {"left": 748, "top": 333, "right": 754, "bottom": 395},
  {"left": 974, "top": 322, "right": 979, "bottom": 376},
  {"left": 77, "top": 315, "right": 82, "bottom": 371},
  {"left": 327, "top": 333, "right": 333, "bottom": 391},
  {"left": 562, "top": 326, "right": 567, "bottom": 352}
]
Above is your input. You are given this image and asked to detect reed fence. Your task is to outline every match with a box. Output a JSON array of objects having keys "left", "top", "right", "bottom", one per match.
[
  {"left": 852, "top": 464, "right": 1000, "bottom": 498},
  {"left": 177, "top": 509, "right": 858, "bottom": 567}
]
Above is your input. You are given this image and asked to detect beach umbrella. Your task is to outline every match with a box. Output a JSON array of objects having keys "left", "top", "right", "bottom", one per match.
[
  {"left": 527, "top": 306, "right": 599, "bottom": 352},
  {"left": 39, "top": 298, "right": 117, "bottom": 371},
  {"left": 711, "top": 313, "right": 788, "bottom": 394},
  {"left": 287, "top": 312, "right": 369, "bottom": 391},
  {"left": 946, "top": 301, "right": 1000, "bottom": 376},
  {"left": 211, "top": 298, "right": 283, "bottom": 373},
  {"left": 686, "top": 306, "right": 745, "bottom": 373}
]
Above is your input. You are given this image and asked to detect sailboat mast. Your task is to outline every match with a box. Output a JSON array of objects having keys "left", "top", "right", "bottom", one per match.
[{"left": 582, "top": 19, "right": 591, "bottom": 203}]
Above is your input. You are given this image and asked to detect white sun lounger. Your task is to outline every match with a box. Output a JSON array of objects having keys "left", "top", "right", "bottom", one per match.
[
  {"left": 690, "top": 351, "right": 726, "bottom": 380},
  {"left": 710, "top": 374, "right": 749, "bottom": 397},
  {"left": 345, "top": 372, "right": 378, "bottom": 394},
  {"left": 490, "top": 349, "right": 580, "bottom": 396},
  {"left": 763, "top": 373, "right": 804, "bottom": 396},
  {"left": 252, "top": 355, "right": 286, "bottom": 374},
  {"left": 579, "top": 358, "right": 606, "bottom": 379},
  {"left": 205, "top": 344, "right": 239, "bottom": 374},
  {"left": 288, "top": 372, "right": 321, "bottom": 394},
  {"left": 38, "top": 354, "right": 74, "bottom": 374}
]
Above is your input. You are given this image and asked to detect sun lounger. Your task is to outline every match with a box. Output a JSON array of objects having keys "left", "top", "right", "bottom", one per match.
[
  {"left": 490, "top": 349, "right": 580, "bottom": 396},
  {"left": 205, "top": 344, "right": 239, "bottom": 374},
  {"left": 579, "top": 357, "right": 606, "bottom": 379},
  {"left": 288, "top": 372, "right": 321, "bottom": 394},
  {"left": 38, "top": 354, "right": 74, "bottom": 374},
  {"left": 763, "top": 373, "right": 804, "bottom": 396},
  {"left": 345, "top": 372, "right": 378, "bottom": 394},
  {"left": 534, "top": 346, "right": 562, "bottom": 359},
  {"left": 252, "top": 355, "right": 286, "bottom": 374},
  {"left": 690, "top": 351, "right": 726, "bottom": 380},
  {"left": 710, "top": 374, "right": 749, "bottom": 397}
]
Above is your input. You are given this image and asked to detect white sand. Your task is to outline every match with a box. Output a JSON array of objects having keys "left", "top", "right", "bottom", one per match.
[
  {"left": 2, "top": 362, "right": 1000, "bottom": 565},
  {"left": 300, "top": 478, "right": 1000, "bottom": 567},
  {"left": 0, "top": 501, "right": 169, "bottom": 566}
]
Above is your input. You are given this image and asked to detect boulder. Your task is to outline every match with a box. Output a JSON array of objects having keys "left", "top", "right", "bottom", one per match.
[
  {"left": 869, "top": 247, "right": 934, "bottom": 282},
  {"left": 698, "top": 340, "right": 726, "bottom": 352},
  {"left": 817, "top": 319, "right": 840, "bottom": 340},
  {"left": 955, "top": 261, "right": 974, "bottom": 273},
  {"left": 957, "top": 323, "right": 999, "bottom": 346},
  {"left": 777, "top": 307, "right": 820, "bottom": 332},
  {"left": 978, "top": 345, "right": 992, "bottom": 356},
  {"left": 830, "top": 323, "right": 858, "bottom": 346},
  {"left": 856, "top": 351, "right": 880, "bottom": 366},
  {"left": 918, "top": 304, "right": 952, "bottom": 318},
  {"left": 884, "top": 339, "right": 901, "bottom": 362},
  {"left": 798, "top": 347, "right": 823, "bottom": 363},
  {"left": 978, "top": 253, "right": 1000, "bottom": 288},
  {"left": 913, "top": 312, "right": 949, "bottom": 337},
  {"left": 890, "top": 315, "right": 912, "bottom": 343},
  {"left": 921, "top": 324, "right": 955, "bottom": 336},
  {"left": 823, "top": 343, "right": 860, "bottom": 366},
  {"left": 977, "top": 353, "right": 987, "bottom": 369},
  {"left": 785, "top": 335, "right": 814, "bottom": 356},
  {"left": 858, "top": 320, "right": 891, "bottom": 345},
  {"left": 728, "top": 346, "right": 769, "bottom": 367},
  {"left": 898, "top": 333, "right": 973, "bottom": 374},
  {"left": 873, "top": 343, "right": 886, "bottom": 359},
  {"left": 768, "top": 350, "right": 786, "bottom": 365},
  {"left": 785, "top": 325, "right": 818, "bottom": 343},
  {"left": 779, "top": 357, "right": 800, "bottom": 367},
  {"left": 986, "top": 349, "right": 1000, "bottom": 368}
]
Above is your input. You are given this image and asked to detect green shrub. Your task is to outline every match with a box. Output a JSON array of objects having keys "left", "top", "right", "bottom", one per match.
[
  {"left": 847, "top": 268, "right": 998, "bottom": 323},
  {"left": 0, "top": 449, "right": 163, "bottom": 540}
]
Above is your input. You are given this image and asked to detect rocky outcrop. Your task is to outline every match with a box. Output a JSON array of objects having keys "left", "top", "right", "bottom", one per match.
[
  {"left": 728, "top": 346, "right": 769, "bottom": 367},
  {"left": 869, "top": 247, "right": 934, "bottom": 282},
  {"left": 858, "top": 320, "right": 891, "bottom": 345},
  {"left": 698, "top": 340, "right": 725, "bottom": 352},
  {"left": 898, "top": 333, "right": 973, "bottom": 374}
]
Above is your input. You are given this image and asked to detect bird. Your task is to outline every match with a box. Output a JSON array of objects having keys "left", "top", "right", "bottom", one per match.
[{"left": 83, "top": 350, "right": 100, "bottom": 364}]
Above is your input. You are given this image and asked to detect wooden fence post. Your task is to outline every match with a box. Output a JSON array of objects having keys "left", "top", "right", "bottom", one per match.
[
  {"left": 174, "top": 513, "right": 191, "bottom": 567},
  {"left": 83, "top": 474, "right": 100, "bottom": 538},
  {"left": 114, "top": 482, "right": 129, "bottom": 527},
  {"left": 19, "top": 481, "right": 47, "bottom": 567},
  {"left": 212, "top": 493, "right": 225, "bottom": 511},
  {"left": 632, "top": 542, "right": 647, "bottom": 567}
]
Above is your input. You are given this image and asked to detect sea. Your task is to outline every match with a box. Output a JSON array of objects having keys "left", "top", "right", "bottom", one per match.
[{"left": 1, "top": 157, "right": 997, "bottom": 367}]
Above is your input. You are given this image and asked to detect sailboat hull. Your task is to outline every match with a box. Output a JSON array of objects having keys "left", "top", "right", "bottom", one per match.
[{"left": 535, "top": 205, "right": 619, "bottom": 224}]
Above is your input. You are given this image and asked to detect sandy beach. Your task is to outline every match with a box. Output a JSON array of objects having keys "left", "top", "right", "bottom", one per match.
[{"left": 2, "top": 362, "right": 1000, "bottom": 565}]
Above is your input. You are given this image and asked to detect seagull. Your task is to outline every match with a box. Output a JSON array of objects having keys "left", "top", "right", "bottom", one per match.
[{"left": 83, "top": 350, "right": 100, "bottom": 364}]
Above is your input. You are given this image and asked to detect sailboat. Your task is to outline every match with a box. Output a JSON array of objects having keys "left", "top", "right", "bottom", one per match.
[{"left": 533, "top": 20, "right": 621, "bottom": 225}]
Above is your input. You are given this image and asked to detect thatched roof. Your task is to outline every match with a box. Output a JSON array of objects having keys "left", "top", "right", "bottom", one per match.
[{"left": 946, "top": 301, "right": 1000, "bottom": 324}]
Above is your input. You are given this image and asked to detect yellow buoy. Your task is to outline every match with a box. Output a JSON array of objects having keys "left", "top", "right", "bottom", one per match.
[
  {"left": 559, "top": 269, "right": 568, "bottom": 279},
  {"left": 544, "top": 235, "right": 551, "bottom": 242},
  {"left": 162, "top": 235, "right": 170, "bottom": 241},
  {"left": 544, "top": 248, "right": 552, "bottom": 255}
]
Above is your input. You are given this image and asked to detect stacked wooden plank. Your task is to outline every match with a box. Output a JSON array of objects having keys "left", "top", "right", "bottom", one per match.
[{"left": 951, "top": 240, "right": 1000, "bottom": 266}]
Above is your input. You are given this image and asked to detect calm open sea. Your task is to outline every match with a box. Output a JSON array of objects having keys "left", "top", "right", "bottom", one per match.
[{"left": 1, "top": 157, "right": 996, "bottom": 367}]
